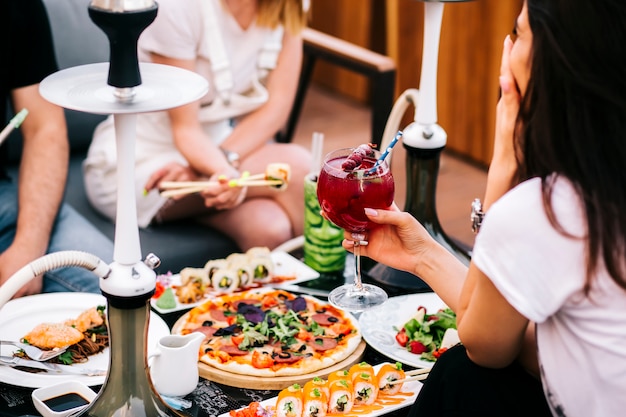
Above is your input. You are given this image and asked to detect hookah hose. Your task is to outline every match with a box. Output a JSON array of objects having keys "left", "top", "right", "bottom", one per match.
[{"left": 0, "top": 251, "right": 110, "bottom": 308}]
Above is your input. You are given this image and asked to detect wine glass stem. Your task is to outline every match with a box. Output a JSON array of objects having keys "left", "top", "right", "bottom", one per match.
[{"left": 353, "top": 242, "right": 364, "bottom": 291}]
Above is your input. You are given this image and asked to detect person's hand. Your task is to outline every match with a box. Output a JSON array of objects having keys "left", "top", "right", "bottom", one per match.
[
  {"left": 145, "top": 162, "right": 199, "bottom": 199},
  {"left": 484, "top": 35, "right": 523, "bottom": 209},
  {"left": 493, "top": 35, "right": 522, "bottom": 170},
  {"left": 341, "top": 204, "right": 437, "bottom": 276},
  {"left": 0, "top": 245, "right": 44, "bottom": 299},
  {"left": 199, "top": 170, "right": 247, "bottom": 210}
]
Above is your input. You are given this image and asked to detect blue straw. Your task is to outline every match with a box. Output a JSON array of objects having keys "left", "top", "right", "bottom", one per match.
[{"left": 370, "top": 130, "right": 403, "bottom": 172}]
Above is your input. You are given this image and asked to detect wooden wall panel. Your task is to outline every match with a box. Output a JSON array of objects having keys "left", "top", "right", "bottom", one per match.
[{"left": 308, "top": 0, "right": 523, "bottom": 166}]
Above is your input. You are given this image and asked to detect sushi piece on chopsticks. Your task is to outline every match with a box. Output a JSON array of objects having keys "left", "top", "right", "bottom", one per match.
[
  {"left": 377, "top": 362, "right": 406, "bottom": 395},
  {"left": 159, "top": 163, "right": 292, "bottom": 197},
  {"left": 327, "top": 379, "right": 354, "bottom": 414},
  {"left": 302, "top": 379, "right": 328, "bottom": 417},
  {"left": 277, "top": 384, "right": 303, "bottom": 417}
]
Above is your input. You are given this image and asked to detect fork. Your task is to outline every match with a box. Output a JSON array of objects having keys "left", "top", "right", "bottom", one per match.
[{"left": 0, "top": 340, "right": 68, "bottom": 361}]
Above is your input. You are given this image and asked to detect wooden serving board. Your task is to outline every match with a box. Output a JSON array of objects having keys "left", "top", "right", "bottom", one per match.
[{"left": 198, "top": 340, "right": 366, "bottom": 390}]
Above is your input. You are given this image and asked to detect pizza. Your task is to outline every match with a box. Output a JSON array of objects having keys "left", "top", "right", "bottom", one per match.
[{"left": 172, "top": 288, "right": 362, "bottom": 377}]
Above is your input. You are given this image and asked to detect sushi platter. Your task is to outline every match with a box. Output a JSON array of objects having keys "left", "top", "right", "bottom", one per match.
[
  {"left": 219, "top": 362, "right": 423, "bottom": 417},
  {"left": 151, "top": 250, "right": 320, "bottom": 313}
]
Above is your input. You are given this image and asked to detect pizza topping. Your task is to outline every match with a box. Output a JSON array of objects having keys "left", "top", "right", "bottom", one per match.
[
  {"left": 311, "top": 313, "right": 339, "bottom": 326},
  {"left": 220, "top": 344, "right": 249, "bottom": 356},
  {"left": 308, "top": 337, "right": 338, "bottom": 352}
]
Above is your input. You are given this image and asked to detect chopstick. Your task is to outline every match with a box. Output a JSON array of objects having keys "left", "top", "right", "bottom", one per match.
[
  {"left": 0, "top": 108, "right": 28, "bottom": 147},
  {"left": 385, "top": 367, "right": 431, "bottom": 385},
  {"left": 405, "top": 368, "right": 431, "bottom": 376},
  {"left": 388, "top": 373, "right": 430, "bottom": 385},
  {"left": 159, "top": 179, "right": 284, "bottom": 198}
]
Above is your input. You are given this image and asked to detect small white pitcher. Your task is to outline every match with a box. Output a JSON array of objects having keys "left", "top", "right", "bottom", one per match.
[{"left": 149, "top": 332, "right": 204, "bottom": 397}]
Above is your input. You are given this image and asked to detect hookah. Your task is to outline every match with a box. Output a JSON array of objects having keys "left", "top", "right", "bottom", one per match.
[
  {"left": 0, "top": 0, "right": 208, "bottom": 415},
  {"left": 366, "top": 0, "right": 473, "bottom": 292}
]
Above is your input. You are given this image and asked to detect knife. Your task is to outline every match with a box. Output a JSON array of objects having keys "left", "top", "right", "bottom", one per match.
[{"left": 0, "top": 356, "right": 107, "bottom": 376}]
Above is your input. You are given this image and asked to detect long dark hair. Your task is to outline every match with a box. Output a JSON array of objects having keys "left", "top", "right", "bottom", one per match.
[{"left": 517, "top": 0, "right": 626, "bottom": 293}]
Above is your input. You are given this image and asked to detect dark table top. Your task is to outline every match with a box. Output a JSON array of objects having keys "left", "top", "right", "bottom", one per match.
[{"left": 0, "top": 254, "right": 430, "bottom": 417}]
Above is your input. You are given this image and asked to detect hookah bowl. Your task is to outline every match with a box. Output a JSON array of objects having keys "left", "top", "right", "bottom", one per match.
[{"left": 36, "top": 1, "right": 209, "bottom": 415}]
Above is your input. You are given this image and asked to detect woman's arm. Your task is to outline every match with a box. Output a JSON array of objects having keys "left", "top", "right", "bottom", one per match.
[
  {"left": 219, "top": 29, "right": 303, "bottom": 158},
  {"left": 148, "top": 53, "right": 235, "bottom": 178}
]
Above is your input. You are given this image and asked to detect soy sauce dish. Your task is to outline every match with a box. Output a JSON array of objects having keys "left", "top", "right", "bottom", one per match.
[{"left": 32, "top": 380, "right": 96, "bottom": 417}]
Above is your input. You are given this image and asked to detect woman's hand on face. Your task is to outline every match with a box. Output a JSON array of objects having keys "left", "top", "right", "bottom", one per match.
[
  {"left": 342, "top": 204, "right": 435, "bottom": 276},
  {"left": 493, "top": 35, "right": 522, "bottom": 170}
]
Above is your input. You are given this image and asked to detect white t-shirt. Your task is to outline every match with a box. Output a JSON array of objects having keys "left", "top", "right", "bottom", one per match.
[{"left": 473, "top": 176, "right": 626, "bottom": 417}]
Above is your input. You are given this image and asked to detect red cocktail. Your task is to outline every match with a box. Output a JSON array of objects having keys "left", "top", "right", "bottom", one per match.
[{"left": 317, "top": 147, "right": 394, "bottom": 310}]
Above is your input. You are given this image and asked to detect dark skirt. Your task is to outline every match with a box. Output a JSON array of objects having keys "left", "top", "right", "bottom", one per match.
[{"left": 407, "top": 344, "right": 553, "bottom": 417}]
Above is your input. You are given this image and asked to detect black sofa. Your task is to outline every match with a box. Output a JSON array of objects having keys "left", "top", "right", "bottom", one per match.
[{"left": 4, "top": 0, "right": 396, "bottom": 275}]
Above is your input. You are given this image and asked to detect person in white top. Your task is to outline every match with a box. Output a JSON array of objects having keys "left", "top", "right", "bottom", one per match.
[
  {"left": 327, "top": 1, "right": 626, "bottom": 416},
  {"left": 84, "top": 0, "right": 311, "bottom": 251}
]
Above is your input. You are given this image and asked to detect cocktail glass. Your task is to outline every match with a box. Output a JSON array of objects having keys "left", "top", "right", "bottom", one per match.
[{"left": 317, "top": 147, "right": 394, "bottom": 310}]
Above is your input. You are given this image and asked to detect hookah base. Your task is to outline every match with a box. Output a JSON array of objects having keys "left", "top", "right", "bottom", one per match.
[{"left": 364, "top": 263, "right": 432, "bottom": 296}]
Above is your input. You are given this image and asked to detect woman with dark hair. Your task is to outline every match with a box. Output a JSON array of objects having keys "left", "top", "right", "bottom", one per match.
[{"left": 335, "top": 1, "right": 626, "bottom": 416}]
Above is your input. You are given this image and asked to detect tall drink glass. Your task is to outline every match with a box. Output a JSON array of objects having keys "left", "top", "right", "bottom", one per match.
[{"left": 317, "top": 147, "right": 394, "bottom": 310}]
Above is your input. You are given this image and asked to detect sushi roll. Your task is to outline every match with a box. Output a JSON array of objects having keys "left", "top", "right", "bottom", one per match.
[
  {"left": 179, "top": 267, "right": 209, "bottom": 286},
  {"left": 276, "top": 383, "right": 303, "bottom": 417},
  {"left": 348, "top": 362, "right": 375, "bottom": 383},
  {"left": 376, "top": 362, "right": 406, "bottom": 395},
  {"left": 327, "top": 379, "right": 353, "bottom": 413},
  {"left": 305, "top": 377, "right": 329, "bottom": 400},
  {"left": 327, "top": 370, "right": 350, "bottom": 385},
  {"left": 246, "top": 247, "right": 274, "bottom": 282},
  {"left": 302, "top": 379, "right": 328, "bottom": 417},
  {"left": 204, "top": 259, "right": 229, "bottom": 281},
  {"left": 211, "top": 269, "right": 240, "bottom": 293},
  {"left": 226, "top": 253, "right": 254, "bottom": 287},
  {"left": 353, "top": 373, "right": 378, "bottom": 406}
]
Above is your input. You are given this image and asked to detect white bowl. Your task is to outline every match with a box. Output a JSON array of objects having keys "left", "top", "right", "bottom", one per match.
[{"left": 32, "top": 380, "right": 96, "bottom": 417}]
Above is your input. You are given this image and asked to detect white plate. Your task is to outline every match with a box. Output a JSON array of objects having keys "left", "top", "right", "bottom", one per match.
[
  {"left": 359, "top": 292, "right": 448, "bottom": 369},
  {"left": 218, "top": 362, "right": 422, "bottom": 417},
  {"left": 151, "top": 251, "right": 320, "bottom": 314},
  {"left": 0, "top": 292, "right": 170, "bottom": 388}
]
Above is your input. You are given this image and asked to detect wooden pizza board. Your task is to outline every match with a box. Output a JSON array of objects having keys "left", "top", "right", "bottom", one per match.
[{"left": 197, "top": 340, "right": 367, "bottom": 390}]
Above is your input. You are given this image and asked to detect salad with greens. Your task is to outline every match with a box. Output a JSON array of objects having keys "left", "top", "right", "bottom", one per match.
[{"left": 393, "top": 305, "right": 459, "bottom": 362}]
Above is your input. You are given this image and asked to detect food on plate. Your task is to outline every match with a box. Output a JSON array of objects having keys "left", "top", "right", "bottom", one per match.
[
  {"left": 376, "top": 362, "right": 406, "bottom": 395},
  {"left": 18, "top": 306, "right": 108, "bottom": 364},
  {"left": 277, "top": 384, "right": 303, "bottom": 417},
  {"left": 352, "top": 372, "right": 378, "bottom": 406},
  {"left": 155, "top": 287, "right": 176, "bottom": 310},
  {"left": 228, "top": 362, "right": 412, "bottom": 417},
  {"left": 328, "top": 379, "right": 354, "bottom": 413},
  {"left": 348, "top": 361, "right": 375, "bottom": 383},
  {"left": 173, "top": 289, "right": 362, "bottom": 377},
  {"left": 153, "top": 247, "right": 298, "bottom": 308},
  {"left": 393, "top": 305, "right": 459, "bottom": 362},
  {"left": 21, "top": 323, "right": 84, "bottom": 350},
  {"left": 302, "top": 379, "right": 328, "bottom": 417}
]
